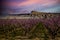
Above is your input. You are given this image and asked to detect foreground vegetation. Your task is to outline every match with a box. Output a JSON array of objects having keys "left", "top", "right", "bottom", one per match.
[{"left": 0, "top": 17, "right": 60, "bottom": 40}]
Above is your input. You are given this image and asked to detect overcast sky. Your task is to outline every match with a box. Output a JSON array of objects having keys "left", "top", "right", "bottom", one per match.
[{"left": 1, "top": 0, "right": 60, "bottom": 15}]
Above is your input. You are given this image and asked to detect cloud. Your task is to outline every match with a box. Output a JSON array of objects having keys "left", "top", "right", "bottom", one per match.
[
  {"left": 3, "top": 0, "right": 59, "bottom": 7},
  {"left": 2, "top": 0, "right": 60, "bottom": 14},
  {"left": 33, "top": 3, "right": 60, "bottom": 13}
]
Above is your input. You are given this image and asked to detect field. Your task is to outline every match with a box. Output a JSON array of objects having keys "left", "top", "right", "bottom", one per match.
[{"left": 0, "top": 16, "right": 60, "bottom": 40}]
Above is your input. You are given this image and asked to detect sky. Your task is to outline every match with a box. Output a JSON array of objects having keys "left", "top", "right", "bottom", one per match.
[{"left": 1, "top": 0, "right": 60, "bottom": 15}]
